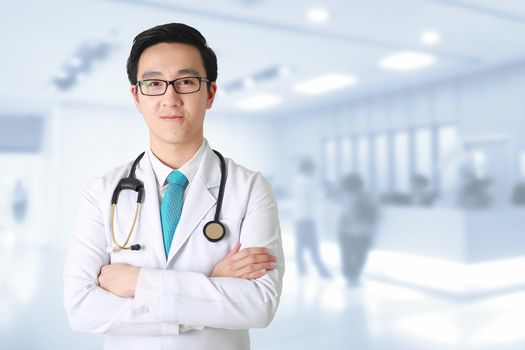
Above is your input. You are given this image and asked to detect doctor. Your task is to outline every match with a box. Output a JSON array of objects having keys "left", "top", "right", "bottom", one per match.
[{"left": 63, "top": 23, "right": 284, "bottom": 350}]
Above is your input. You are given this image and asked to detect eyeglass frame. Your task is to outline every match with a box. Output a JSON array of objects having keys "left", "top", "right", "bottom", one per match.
[{"left": 136, "top": 76, "right": 211, "bottom": 96}]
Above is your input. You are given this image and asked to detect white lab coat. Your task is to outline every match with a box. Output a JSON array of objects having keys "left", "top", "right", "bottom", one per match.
[{"left": 63, "top": 143, "right": 285, "bottom": 350}]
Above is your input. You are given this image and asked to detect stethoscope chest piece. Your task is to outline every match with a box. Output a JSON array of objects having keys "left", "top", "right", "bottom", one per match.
[{"left": 203, "top": 221, "right": 226, "bottom": 242}]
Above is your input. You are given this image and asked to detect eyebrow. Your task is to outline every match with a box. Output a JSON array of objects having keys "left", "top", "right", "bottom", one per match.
[
  {"left": 141, "top": 68, "right": 203, "bottom": 80},
  {"left": 141, "top": 71, "right": 163, "bottom": 79},
  {"left": 177, "top": 68, "right": 201, "bottom": 76}
]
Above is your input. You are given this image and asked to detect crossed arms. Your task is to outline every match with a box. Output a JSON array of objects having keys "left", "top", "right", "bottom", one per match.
[{"left": 97, "top": 244, "right": 277, "bottom": 298}]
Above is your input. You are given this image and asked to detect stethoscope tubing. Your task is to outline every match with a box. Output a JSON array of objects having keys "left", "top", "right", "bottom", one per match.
[{"left": 109, "top": 150, "right": 227, "bottom": 252}]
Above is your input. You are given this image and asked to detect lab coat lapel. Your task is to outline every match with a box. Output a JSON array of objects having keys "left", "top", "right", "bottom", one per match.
[
  {"left": 167, "top": 145, "right": 221, "bottom": 264},
  {"left": 135, "top": 152, "right": 167, "bottom": 266}
]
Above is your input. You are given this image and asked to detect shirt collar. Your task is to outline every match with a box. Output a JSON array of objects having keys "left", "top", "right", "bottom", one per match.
[{"left": 148, "top": 139, "right": 206, "bottom": 187}]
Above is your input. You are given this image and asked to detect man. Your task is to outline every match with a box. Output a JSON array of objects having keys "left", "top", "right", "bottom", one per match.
[
  {"left": 291, "top": 158, "right": 331, "bottom": 278},
  {"left": 337, "top": 174, "right": 378, "bottom": 286},
  {"left": 63, "top": 23, "right": 284, "bottom": 349}
]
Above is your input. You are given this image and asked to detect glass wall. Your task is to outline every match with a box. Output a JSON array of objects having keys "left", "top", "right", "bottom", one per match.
[{"left": 324, "top": 124, "right": 459, "bottom": 202}]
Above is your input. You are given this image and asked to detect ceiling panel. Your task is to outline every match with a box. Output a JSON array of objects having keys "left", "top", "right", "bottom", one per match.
[{"left": 2, "top": 0, "right": 525, "bottom": 115}]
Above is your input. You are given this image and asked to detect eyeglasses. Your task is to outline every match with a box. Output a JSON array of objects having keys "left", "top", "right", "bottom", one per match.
[{"left": 137, "top": 76, "right": 210, "bottom": 96}]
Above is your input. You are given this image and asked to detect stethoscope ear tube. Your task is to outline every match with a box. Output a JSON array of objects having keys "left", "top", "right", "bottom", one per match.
[
  {"left": 109, "top": 152, "right": 146, "bottom": 252},
  {"left": 112, "top": 152, "right": 146, "bottom": 204},
  {"left": 112, "top": 178, "right": 145, "bottom": 204},
  {"left": 110, "top": 202, "right": 142, "bottom": 252}
]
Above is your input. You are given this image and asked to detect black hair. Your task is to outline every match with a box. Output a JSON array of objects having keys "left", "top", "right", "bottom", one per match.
[{"left": 126, "top": 23, "right": 218, "bottom": 86}]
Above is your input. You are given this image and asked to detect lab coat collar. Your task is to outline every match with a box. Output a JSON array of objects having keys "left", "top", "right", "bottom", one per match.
[{"left": 196, "top": 139, "right": 221, "bottom": 189}]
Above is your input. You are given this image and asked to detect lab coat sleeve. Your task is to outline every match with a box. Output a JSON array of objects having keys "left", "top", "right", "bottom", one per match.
[
  {"left": 135, "top": 172, "right": 285, "bottom": 329},
  {"left": 63, "top": 178, "right": 180, "bottom": 336}
]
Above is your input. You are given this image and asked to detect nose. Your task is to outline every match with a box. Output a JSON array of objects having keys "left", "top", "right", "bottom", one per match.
[{"left": 161, "top": 82, "right": 183, "bottom": 107}]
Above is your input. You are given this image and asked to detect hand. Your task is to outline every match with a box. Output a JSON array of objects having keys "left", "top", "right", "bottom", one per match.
[
  {"left": 210, "top": 243, "right": 277, "bottom": 280},
  {"left": 98, "top": 263, "right": 140, "bottom": 298}
]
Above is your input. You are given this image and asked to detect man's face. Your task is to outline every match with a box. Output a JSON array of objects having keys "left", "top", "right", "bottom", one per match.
[{"left": 130, "top": 42, "right": 217, "bottom": 148}]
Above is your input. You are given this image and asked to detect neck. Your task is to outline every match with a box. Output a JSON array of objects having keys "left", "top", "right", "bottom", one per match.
[{"left": 150, "top": 136, "right": 203, "bottom": 169}]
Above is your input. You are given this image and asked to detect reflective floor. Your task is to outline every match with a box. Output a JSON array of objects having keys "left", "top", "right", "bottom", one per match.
[
  {"left": 253, "top": 268, "right": 525, "bottom": 350},
  {"left": 1, "top": 226, "right": 525, "bottom": 349}
]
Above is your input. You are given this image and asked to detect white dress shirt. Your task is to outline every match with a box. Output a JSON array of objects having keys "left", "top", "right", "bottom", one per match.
[{"left": 148, "top": 139, "right": 205, "bottom": 205}]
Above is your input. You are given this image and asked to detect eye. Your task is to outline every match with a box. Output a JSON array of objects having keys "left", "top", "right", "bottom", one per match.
[
  {"left": 179, "top": 78, "right": 197, "bottom": 86},
  {"left": 148, "top": 80, "right": 162, "bottom": 87}
]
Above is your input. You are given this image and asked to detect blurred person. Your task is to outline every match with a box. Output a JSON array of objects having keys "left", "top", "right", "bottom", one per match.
[
  {"left": 63, "top": 23, "right": 284, "bottom": 350},
  {"left": 458, "top": 162, "right": 492, "bottom": 208},
  {"left": 511, "top": 181, "right": 525, "bottom": 205},
  {"left": 337, "top": 174, "right": 379, "bottom": 286},
  {"left": 410, "top": 174, "right": 437, "bottom": 206},
  {"left": 11, "top": 180, "right": 29, "bottom": 224},
  {"left": 291, "top": 158, "right": 331, "bottom": 278}
]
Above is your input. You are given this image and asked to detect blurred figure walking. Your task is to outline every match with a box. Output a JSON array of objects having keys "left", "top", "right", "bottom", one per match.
[
  {"left": 291, "top": 158, "right": 331, "bottom": 278},
  {"left": 338, "top": 174, "right": 379, "bottom": 286}
]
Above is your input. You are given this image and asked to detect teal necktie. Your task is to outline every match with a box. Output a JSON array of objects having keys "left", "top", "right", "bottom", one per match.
[{"left": 160, "top": 170, "right": 188, "bottom": 258}]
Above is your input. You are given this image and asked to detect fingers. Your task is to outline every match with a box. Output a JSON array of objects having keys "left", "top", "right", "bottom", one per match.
[
  {"left": 241, "top": 269, "right": 267, "bottom": 280},
  {"left": 230, "top": 247, "right": 271, "bottom": 261},
  {"left": 211, "top": 246, "right": 278, "bottom": 280},
  {"left": 237, "top": 261, "right": 276, "bottom": 277},
  {"left": 232, "top": 253, "right": 276, "bottom": 270},
  {"left": 229, "top": 247, "right": 277, "bottom": 278}
]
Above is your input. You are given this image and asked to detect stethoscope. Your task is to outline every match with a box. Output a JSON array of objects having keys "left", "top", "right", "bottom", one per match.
[{"left": 107, "top": 150, "right": 227, "bottom": 253}]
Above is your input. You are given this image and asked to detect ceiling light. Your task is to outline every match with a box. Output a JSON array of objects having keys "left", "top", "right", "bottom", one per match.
[
  {"left": 243, "top": 78, "right": 255, "bottom": 88},
  {"left": 379, "top": 51, "right": 436, "bottom": 71},
  {"left": 306, "top": 6, "right": 330, "bottom": 23},
  {"left": 236, "top": 94, "right": 282, "bottom": 110},
  {"left": 293, "top": 74, "right": 357, "bottom": 95},
  {"left": 421, "top": 30, "right": 441, "bottom": 45},
  {"left": 279, "top": 66, "right": 291, "bottom": 77}
]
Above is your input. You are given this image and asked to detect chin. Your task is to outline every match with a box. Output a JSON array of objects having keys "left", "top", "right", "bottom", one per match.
[
  {"left": 153, "top": 130, "right": 200, "bottom": 147},
  {"left": 164, "top": 137, "right": 186, "bottom": 145}
]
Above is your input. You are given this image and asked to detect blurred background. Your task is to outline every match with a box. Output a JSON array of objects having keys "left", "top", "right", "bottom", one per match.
[{"left": 2, "top": 0, "right": 525, "bottom": 349}]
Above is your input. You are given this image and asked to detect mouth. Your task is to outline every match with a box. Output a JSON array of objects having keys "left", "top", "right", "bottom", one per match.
[{"left": 160, "top": 115, "right": 184, "bottom": 121}]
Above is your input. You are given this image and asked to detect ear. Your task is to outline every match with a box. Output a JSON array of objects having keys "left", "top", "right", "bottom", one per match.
[
  {"left": 206, "top": 82, "right": 218, "bottom": 109},
  {"left": 130, "top": 84, "right": 143, "bottom": 114}
]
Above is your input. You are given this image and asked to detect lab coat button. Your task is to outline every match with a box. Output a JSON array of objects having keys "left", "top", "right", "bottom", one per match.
[{"left": 140, "top": 305, "right": 150, "bottom": 314}]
